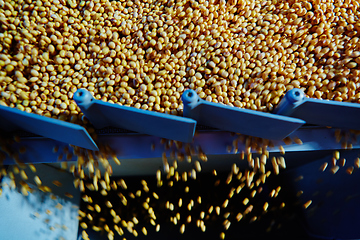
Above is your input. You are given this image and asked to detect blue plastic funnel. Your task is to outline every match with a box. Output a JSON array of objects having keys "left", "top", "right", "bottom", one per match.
[
  {"left": 274, "top": 88, "right": 360, "bottom": 130},
  {"left": 73, "top": 89, "right": 196, "bottom": 142},
  {"left": 0, "top": 105, "right": 98, "bottom": 150},
  {"left": 181, "top": 89, "right": 305, "bottom": 140}
]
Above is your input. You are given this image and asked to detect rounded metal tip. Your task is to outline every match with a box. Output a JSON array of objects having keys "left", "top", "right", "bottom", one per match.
[
  {"left": 286, "top": 88, "right": 305, "bottom": 104},
  {"left": 181, "top": 89, "right": 200, "bottom": 105},
  {"left": 73, "top": 89, "right": 94, "bottom": 106}
]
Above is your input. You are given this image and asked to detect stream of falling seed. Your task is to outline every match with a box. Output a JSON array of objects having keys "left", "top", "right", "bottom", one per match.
[{"left": 68, "top": 135, "right": 294, "bottom": 239}]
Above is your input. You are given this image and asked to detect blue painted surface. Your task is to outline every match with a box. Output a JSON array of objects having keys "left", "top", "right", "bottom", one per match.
[
  {"left": 4, "top": 126, "right": 360, "bottom": 166},
  {"left": 181, "top": 89, "right": 305, "bottom": 140},
  {"left": 275, "top": 88, "right": 360, "bottom": 130},
  {"left": 2, "top": 138, "right": 78, "bottom": 165},
  {"left": 73, "top": 89, "right": 196, "bottom": 143},
  {"left": 2, "top": 88, "right": 360, "bottom": 240},
  {"left": 281, "top": 149, "right": 360, "bottom": 239},
  {"left": 0, "top": 179, "right": 77, "bottom": 240},
  {"left": 0, "top": 105, "right": 98, "bottom": 151},
  {"left": 0, "top": 173, "right": 80, "bottom": 240}
]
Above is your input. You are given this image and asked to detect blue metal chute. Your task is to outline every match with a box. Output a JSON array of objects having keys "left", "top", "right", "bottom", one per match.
[
  {"left": 181, "top": 89, "right": 305, "bottom": 140},
  {"left": 73, "top": 89, "right": 197, "bottom": 143},
  {"left": 274, "top": 88, "right": 360, "bottom": 130},
  {"left": 0, "top": 105, "right": 98, "bottom": 151}
]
